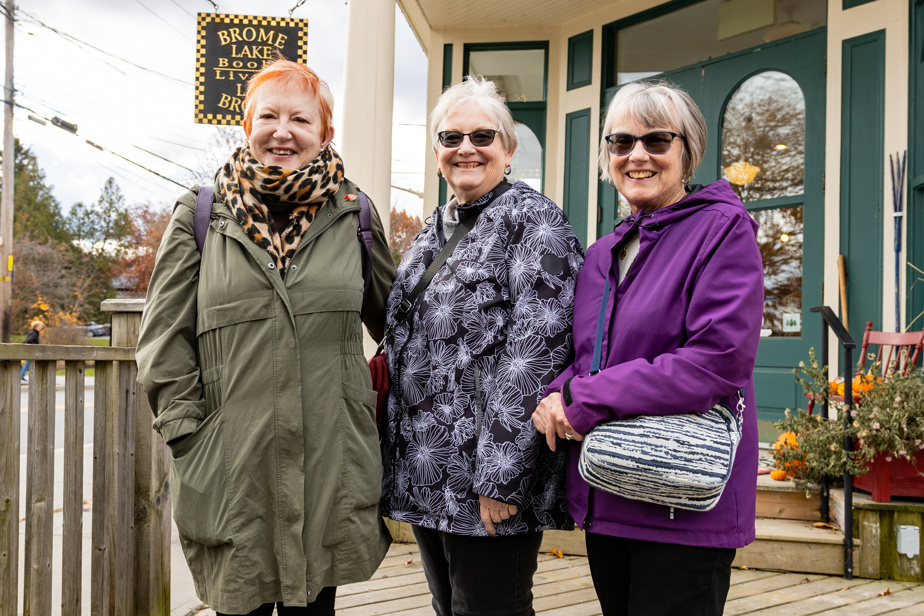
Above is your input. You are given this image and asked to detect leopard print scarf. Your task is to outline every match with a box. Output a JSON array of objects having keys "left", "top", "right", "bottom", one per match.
[{"left": 218, "top": 145, "right": 345, "bottom": 272}]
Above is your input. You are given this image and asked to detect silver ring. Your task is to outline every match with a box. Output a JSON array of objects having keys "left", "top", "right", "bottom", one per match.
[{"left": 565, "top": 432, "right": 574, "bottom": 440}]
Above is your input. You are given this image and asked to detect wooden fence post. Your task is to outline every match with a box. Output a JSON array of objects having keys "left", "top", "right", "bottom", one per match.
[
  {"left": 0, "top": 360, "right": 20, "bottom": 616},
  {"left": 102, "top": 299, "right": 170, "bottom": 616}
]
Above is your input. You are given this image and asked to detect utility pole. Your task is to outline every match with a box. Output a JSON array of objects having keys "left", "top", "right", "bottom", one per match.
[{"left": 1, "top": 0, "right": 13, "bottom": 342}]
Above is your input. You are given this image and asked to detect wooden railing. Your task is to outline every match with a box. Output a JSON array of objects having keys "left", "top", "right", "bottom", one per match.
[{"left": 0, "top": 299, "right": 170, "bottom": 616}]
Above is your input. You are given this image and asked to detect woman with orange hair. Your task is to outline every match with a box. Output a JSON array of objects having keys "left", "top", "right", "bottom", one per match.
[{"left": 137, "top": 57, "right": 396, "bottom": 615}]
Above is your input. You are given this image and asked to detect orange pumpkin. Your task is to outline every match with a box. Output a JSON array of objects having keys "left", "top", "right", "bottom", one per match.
[
  {"left": 772, "top": 431, "right": 804, "bottom": 476},
  {"left": 770, "top": 468, "right": 790, "bottom": 481}
]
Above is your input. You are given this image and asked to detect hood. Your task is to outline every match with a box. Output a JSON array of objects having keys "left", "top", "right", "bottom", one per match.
[{"left": 612, "top": 179, "right": 757, "bottom": 243}]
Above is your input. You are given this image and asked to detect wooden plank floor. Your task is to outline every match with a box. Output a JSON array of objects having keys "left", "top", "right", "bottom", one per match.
[{"left": 187, "top": 542, "right": 924, "bottom": 615}]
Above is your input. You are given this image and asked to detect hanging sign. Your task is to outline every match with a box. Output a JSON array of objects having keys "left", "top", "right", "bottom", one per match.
[{"left": 195, "top": 13, "right": 309, "bottom": 126}]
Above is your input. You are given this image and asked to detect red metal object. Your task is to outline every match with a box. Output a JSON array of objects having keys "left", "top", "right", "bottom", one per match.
[{"left": 854, "top": 452, "right": 924, "bottom": 503}]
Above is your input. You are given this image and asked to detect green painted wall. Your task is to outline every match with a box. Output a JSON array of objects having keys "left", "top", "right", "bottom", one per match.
[
  {"left": 908, "top": 1, "right": 924, "bottom": 331},
  {"left": 564, "top": 109, "right": 591, "bottom": 249},
  {"left": 840, "top": 31, "right": 885, "bottom": 341},
  {"left": 568, "top": 30, "right": 593, "bottom": 90}
]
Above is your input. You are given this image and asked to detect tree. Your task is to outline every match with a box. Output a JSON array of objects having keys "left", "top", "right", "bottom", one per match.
[
  {"left": 390, "top": 206, "right": 423, "bottom": 266},
  {"left": 2, "top": 139, "right": 71, "bottom": 243},
  {"left": 65, "top": 177, "right": 133, "bottom": 321},
  {"left": 11, "top": 237, "right": 86, "bottom": 335},
  {"left": 66, "top": 177, "right": 133, "bottom": 258},
  {"left": 114, "top": 203, "right": 172, "bottom": 296},
  {"left": 187, "top": 125, "right": 247, "bottom": 185}
]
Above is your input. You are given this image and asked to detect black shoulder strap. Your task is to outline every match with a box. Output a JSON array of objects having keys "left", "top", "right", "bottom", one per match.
[
  {"left": 357, "top": 191, "right": 373, "bottom": 296},
  {"left": 384, "top": 181, "right": 513, "bottom": 349},
  {"left": 194, "top": 185, "right": 213, "bottom": 256}
]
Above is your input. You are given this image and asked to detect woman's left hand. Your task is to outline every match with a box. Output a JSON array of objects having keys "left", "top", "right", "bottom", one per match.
[
  {"left": 532, "top": 392, "right": 583, "bottom": 452},
  {"left": 478, "top": 494, "right": 518, "bottom": 535}
]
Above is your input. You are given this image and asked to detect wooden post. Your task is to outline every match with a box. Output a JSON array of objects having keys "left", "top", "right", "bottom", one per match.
[
  {"left": 0, "top": 0, "right": 14, "bottom": 343},
  {"left": 23, "top": 360, "right": 56, "bottom": 616},
  {"left": 102, "top": 298, "right": 170, "bottom": 615},
  {"left": 90, "top": 360, "right": 112, "bottom": 616},
  {"left": 61, "top": 361, "right": 85, "bottom": 616},
  {"left": 0, "top": 360, "right": 20, "bottom": 616}
]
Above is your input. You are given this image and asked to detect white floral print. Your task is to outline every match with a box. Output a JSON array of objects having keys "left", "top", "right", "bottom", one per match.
[{"left": 382, "top": 181, "right": 583, "bottom": 535}]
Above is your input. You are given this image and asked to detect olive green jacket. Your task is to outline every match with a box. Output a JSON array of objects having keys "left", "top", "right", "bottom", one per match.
[{"left": 136, "top": 179, "right": 396, "bottom": 613}]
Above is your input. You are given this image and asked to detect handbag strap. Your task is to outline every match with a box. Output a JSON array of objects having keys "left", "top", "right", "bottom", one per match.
[
  {"left": 591, "top": 277, "right": 610, "bottom": 375},
  {"left": 357, "top": 192, "right": 373, "bottom": 297},
  {"left": 194, "top": 185, "right": 213, "bottom": 256},
  {"left": 381, "top": 181, "right": 512, "bottom": 351}
]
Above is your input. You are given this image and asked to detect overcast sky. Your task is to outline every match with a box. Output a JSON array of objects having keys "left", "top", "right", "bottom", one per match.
[{"left": 10, "top": 0, "right": 428, "bottom": 216}]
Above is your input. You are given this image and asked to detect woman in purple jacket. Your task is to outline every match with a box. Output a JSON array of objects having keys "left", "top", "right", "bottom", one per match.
[{"left": 532, "top": 81, "right": 763, "bottom": 616}]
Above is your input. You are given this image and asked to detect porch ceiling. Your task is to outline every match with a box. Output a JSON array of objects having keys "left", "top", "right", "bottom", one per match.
[{"left": 413, "top": 0, "right": 617, "bottom": 29}]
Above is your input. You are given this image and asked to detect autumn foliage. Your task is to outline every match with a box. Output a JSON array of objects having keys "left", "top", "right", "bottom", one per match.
[
  {"left": 114, "top": 205, "right": 172, "bottom": 296},
  {"left": 390, "top": 207, "right": 423, "bottom": 266}
]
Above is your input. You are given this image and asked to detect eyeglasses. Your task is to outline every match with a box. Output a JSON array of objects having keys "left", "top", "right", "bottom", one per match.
[
  {"left": 604, "top": 131, "right": 682, "bottom": 156},
  {"left": 437, "top": 129, "right": 500, "bottom": 148}
]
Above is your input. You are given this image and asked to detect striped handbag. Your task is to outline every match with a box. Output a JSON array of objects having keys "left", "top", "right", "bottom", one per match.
[{"left": 576, "top": 278, "right": 744, "bottom": 512}]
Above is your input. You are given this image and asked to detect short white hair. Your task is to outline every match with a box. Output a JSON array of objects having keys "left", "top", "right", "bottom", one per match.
[
  {"left": 429, "top": 75, "right": 517, "bottom": 154},
  {"left": 599, "top": 81, "right": 707, "bottom": 183}
]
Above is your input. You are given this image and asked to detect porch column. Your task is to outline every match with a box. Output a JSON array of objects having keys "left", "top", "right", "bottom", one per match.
[{"left": 340, "top": 0, "right": 395, "bottom": 240}]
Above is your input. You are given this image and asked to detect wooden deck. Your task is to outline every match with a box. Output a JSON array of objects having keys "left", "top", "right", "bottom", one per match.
[{"left": 187, "top": 542, "right": 924, "bottom": 615}]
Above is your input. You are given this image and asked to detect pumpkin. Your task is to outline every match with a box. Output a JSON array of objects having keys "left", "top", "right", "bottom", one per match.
[
  {"left": 770, "top": 468, "right": 790, "bottom": 481},
  {"left": 772, "top": 431, "right": 805, "bottom": 476}
]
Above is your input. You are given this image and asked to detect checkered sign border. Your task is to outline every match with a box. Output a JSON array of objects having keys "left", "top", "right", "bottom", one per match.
[{"left": 195, "top": 13, "right": 309, "bottom": 126}]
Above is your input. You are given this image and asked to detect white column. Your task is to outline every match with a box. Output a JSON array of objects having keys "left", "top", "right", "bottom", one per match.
[{"left": 341, "top": 0, "right": 395, "bottom": 240}]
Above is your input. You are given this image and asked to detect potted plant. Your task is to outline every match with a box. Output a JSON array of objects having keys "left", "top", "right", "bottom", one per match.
[{"left": 775, "top": 348, "right": 924, "bottom": 501}]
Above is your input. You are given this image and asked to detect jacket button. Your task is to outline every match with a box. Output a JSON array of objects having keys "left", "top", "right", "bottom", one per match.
[
  {"left": 268, "top": 262, "right": 276, "bottom": 269},
  {"left": 291, "top": 264, "right": 297, "bottom": 270},
  {"left": 218, "top": 220, "right": 225, "bottom": 228}
]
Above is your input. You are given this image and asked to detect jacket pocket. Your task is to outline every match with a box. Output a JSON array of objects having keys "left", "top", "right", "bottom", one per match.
[
  {"left": 198, "top": 329, "right": 223, "bottom": 415},
  {"left": 341, "top": 381, "right": 382, "bottom": 509},
  {"left": 169, "top": 411, "right": 233, "bottom": 546}
]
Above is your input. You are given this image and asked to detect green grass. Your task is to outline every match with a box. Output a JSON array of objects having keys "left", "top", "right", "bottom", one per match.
[{"left": 53, "top": 368, "right": 95, "bottom": 377}]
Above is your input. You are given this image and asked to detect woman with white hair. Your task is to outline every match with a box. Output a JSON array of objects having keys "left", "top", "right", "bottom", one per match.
[
  {"left": 380, "top": 76, "right": 584, "bottom": 615},
  {"left": 532, "top": 81, "right": 763, "bottom": 615}
]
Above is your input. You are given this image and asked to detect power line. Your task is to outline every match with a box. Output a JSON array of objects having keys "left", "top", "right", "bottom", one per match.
[
  {"left": 14, "top": 100, "right": 190, "bottom": 192},
  {"left": 132, "top": 144, "right": 199, "bottom": 174},
  {"left": 167, "top": 0, "right": 196, "bottom": 18},
  {"left": 150, "top": 135, "right": 209, "bottom": 150},
  {"left": 134, "top": 0, "right": 194, "bottom": 42},
  {"left": 16, "top": 8, "right": 192, "bottom": 87}
]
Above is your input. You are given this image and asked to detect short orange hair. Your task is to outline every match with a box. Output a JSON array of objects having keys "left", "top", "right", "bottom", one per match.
[{"left": 242, "top": 56, "right": 334, "bottom": 139}]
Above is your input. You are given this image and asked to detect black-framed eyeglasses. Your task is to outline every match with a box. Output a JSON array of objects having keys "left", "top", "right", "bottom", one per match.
[
  {"left": 604, "top": 131, "right": 682, "bottom": 156},
  {"left": 437, "top": 129, "right": 501, "bottom": 148}
]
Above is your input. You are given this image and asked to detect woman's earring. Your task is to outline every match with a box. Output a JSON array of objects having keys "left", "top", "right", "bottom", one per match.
[
  {"left": 682, "top": 172, "right": 691, "bottom": 185},
  {"left": 437, "top": 168, "right": 444, "bottom": 179},
  {"left": 504, "top": 164, "right": 512, "bottom": 176}
]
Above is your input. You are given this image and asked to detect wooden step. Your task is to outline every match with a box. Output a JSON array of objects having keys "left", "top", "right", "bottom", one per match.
[
  {"left": 756, "top": 473, "right": 823, "bottom": 521},
  {"left": 733, "top": 517, "right": 857, "bottom": 576}
]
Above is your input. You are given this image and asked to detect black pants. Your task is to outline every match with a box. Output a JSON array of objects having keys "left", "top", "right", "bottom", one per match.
[
  {"left": 585, "top": 532, "right": 735, "bottom": 616},
  {"left": 216, "top": 586, "right": 336, "bottom": 616},
  {"left": 413, "top": 525, "right": 543, "bottom": 616}
]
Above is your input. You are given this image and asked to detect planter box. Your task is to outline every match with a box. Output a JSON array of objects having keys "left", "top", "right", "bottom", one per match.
[{"left": 854, "top": 452, "right": 924, "bottom": 503}]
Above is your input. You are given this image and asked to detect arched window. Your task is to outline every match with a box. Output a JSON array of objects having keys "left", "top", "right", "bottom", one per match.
[{"left": 722, "top": 71, "right": 806, "bottom": 338}]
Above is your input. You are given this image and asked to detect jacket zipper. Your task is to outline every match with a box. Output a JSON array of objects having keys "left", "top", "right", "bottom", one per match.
[{"left": 582, "top": 486, "right": 595, "bottom": 531}]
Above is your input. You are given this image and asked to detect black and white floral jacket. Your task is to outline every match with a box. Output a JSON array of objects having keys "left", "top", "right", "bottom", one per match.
[{"left": 381, "top": 180, "right": 584, "bottom": 535}]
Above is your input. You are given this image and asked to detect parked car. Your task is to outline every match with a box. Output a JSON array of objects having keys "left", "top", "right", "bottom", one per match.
[{"left": 84, "top": 323, "right": 110, "bottom": 337}]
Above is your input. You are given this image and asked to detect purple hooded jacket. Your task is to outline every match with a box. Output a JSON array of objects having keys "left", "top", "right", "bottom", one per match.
[{"left": 546, "top": 180, "right": 763, "bottom": 549}]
